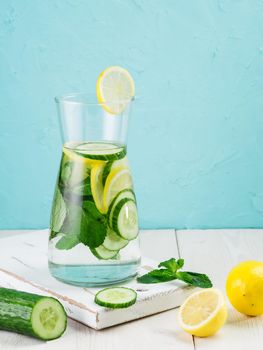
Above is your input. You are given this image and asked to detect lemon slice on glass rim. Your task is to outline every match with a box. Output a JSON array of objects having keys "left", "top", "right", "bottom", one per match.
[{"left": 96, "top": 66, "right": 135, "bottom": 115}]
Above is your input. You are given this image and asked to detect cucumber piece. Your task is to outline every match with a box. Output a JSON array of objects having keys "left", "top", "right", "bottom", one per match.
[
  {"left": 50, "top": 187, "right": 67, "bottom": 233},
  {"left": 95, "top": 287, "right": 137, "bottom": 309},
  {"left": 102, "top": 157, "right": 130, "bottom": 188},
  {"left": 112, "top": 198, "right": 139, "bottom": 240},
  {"left": 90, "top": 245, "right": 119, "bottom": 260},
  {"left": 102, "top": 161, "right": 113, "bottom": 186},
  {"left": 74, "top": 142, "right": 126, "bottom": 161},
  {"left": 0, "top": 288, "right": 67, "bottom": 340},
  {"left": 108, "top": 189, "right": 136, "bottom": 228},
  {"left": 102, "top": 228, "right": 128, "bottom": 251},
  {"left": 90, "top": 163, "right": 108, "bottom": 214}
]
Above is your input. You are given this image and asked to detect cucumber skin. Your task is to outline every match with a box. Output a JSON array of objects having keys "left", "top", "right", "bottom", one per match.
[
  {"left": 107, "top": 189, "right": 136, "bottom": 228},
  {"left": 75, "top": 147, "right": 126, "bottom": 161},
  {"left": 90, "top": 246, "right": 119, "bottom": 260},
  {"left": 0, "top": 288, "right": 66, "bottom": 340},
  {"left": 102, "top": 229, "right": 129, "bottom": 251},
  {"left": 94, "top": 287, "right": 137, "bottom": 309},
  {"left": 111, "top": 198, "right": 138, "bottom": 240},
  {"left": 102, "top": 161, "right": 113, "bottom": 186}
]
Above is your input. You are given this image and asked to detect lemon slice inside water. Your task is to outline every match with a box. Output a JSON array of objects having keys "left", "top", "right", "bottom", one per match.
[{"left": 103, "top": 167, "right": 133, "bottom": 211}]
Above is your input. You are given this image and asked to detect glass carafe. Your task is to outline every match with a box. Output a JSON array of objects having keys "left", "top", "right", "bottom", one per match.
[{"left": 48, "top": 93, "right": 140, "bottom": 286}]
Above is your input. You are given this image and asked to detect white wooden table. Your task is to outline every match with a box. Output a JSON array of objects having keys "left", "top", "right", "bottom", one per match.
[{"left": 0, "top": 229, "right": 263, "bottom": 350}]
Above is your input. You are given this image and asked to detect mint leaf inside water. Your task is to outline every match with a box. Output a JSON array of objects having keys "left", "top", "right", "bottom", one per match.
[
  {"left": 60, "top": 162, "right": 72, "bottom": 185},
  {"left": 50, "top": 187, "right": 67, "bottom": 234},
  {"left": 55, "top": 234, "right": 80, "bottom": 250},
  {"left": 61, "top": 202, "right": 106, "bottom": 249}
]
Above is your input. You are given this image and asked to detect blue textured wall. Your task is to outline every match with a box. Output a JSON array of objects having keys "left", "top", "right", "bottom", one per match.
[{"left": 1, "top": 0, "right": 263, "bottom": 229}]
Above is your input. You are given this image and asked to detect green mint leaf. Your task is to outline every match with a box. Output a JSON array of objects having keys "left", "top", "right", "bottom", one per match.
[
  {"left": 137, "top": 269, "right": 176, "bottom": 284},
  {"left": 50, "top": 187, "right": 67, "bottom": 233},
  {"left": 79, "top": 216, "right": 107, "bottom": 248},
  {"left": 83, "top": 201, "right": 106, "bottom": 222},
  {"left": 61, "top": 202, "right": 107, "bottom": 248},
  {"left": 176, "top": 271, "right": 213, "bottom": 288},
  {"left": 49, "top": 230, "right": 58, "bottom": 240},
  {"left": 60, "top": 162, "right": 72, "bottom": 185},
  {"left": 55, "top": 234, "right": 79, "bottom": 250},
  {"left": 177, "top": 258, "right": 185, "bottom": 269},
  {"left": 158, "top": 258, "right": 184, "bottom": 273}
]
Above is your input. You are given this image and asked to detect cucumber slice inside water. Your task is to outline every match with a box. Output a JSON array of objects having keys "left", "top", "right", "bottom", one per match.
[
  {"left": 103, "top": 228, "right": 128, "bottom": 251},
  {"left": 95, "top": 287, "right": 137, "bottom": 309},
  {"left": 103, "top": 167, "right": 133, "bottom": 211},
  {"left": 102, "top": 161, "right": 113, "bottom": 186},
  {"left": 108, "top": 189, "right": 136, "bottom": 227},
  {"left": 90, "top": 164, "right": 107, "bottom": 214},
  {"left": 74, "top": 142, "right": 126, "bottom": 161},
  {"left": 112, "top": 198, "right": 139, "bottom": 240},
  {"left": 90, "top": 245, "right": 119, "bottom": 259},
  {"left": 102, "top": 156, "right": 130, "bottom": 189}
]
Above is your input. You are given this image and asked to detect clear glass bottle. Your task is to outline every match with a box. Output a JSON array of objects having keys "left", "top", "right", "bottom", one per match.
[{"left": 48, "top": 93, "right": 140, "bottom": 286}]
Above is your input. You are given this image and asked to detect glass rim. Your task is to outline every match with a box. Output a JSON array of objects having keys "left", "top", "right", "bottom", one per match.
[{"left": 55, "top": 92, "right": 135, "bottom": 106}]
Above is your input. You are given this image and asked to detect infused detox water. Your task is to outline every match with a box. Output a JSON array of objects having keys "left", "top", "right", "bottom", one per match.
[{"left": 48, "top": 141, "right": 140, "bottom": 286}]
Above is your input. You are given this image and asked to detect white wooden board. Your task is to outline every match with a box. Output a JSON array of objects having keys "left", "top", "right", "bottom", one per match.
[{"left": 0, "top": 229, "right": 193, "bottom": 330}]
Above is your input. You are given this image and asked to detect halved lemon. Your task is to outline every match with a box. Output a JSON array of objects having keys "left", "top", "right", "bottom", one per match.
[
  {"left": 96, "top": 66, "right": 135, "bottom": 115},
  {"left": 178, "top": 288, "right": 227, "bottom": 337},
  {"left": 103, "top": 167, "right": 133, "bottom": 211}
]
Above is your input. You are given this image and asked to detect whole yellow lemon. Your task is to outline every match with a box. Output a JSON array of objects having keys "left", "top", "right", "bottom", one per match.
[{"left": 226, "top": 261, "right": 263, "bottom": 316}]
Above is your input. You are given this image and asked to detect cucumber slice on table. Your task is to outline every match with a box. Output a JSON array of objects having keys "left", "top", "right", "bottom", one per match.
[
  {"left": 74, "top": 142, "right": 126, "bottom": 161},
  {"left": 95, "top": 287, "right": 137, "bottom": 309},
  {"left": 112, "top": 198, "right": 139, "bottom": 240},
  {"left": 0, "top": 288, "right": 67, "bottom": 340},
  {"left": 90, "top": 245, "right": 119, "bottom": 259},
  {"left": 103, "top": 228, "right": 128, "bottom": 251}
]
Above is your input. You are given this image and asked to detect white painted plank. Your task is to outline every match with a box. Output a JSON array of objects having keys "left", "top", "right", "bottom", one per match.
[
  {"left": 0, "top": 229, "right": 194, "bottom": 350},
  {"left": 176, "top": 229, "right": 263, "bottom": 350},
  {"left": 67, "top": 309, "right": 194, "bottom": 350}
]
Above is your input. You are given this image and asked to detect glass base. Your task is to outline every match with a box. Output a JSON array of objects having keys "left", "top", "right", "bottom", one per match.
[{"left": 48, "top": 259, "right": 141, "bottom": 287}]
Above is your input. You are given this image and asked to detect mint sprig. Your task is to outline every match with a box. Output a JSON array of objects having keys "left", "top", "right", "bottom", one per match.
[{"left": 137, "top": 258, "right": 212, "bottom": 288}]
